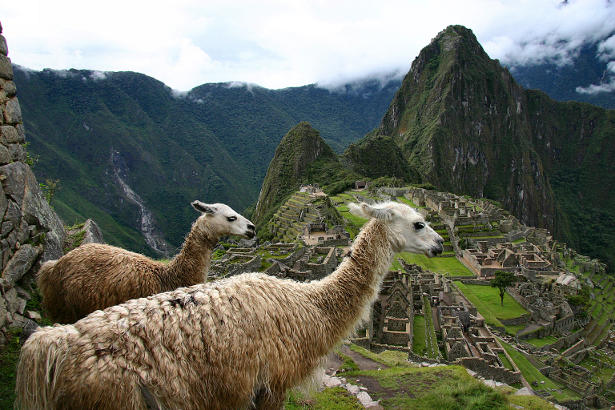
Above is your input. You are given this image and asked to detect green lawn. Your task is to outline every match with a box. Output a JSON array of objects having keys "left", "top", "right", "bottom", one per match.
[
  {"left": 524, "top": 336, "right": 559, "bottom": 348},
  {"left": 454, "top": 282, "right": 528, "bottom": 334},
  {"left": 499, "top": 339, "right": 579, "bottom": 402},
  {"left": 349, "top": 344, "right": 412, "bottom": 368},
  {"left": 412, "top": 315, "right": 427, "bottom": 356},
  {"left": 333, "top": 202, "right": 368, "bottom": 239},
  {"left": 497, "top": 352, "right": 514, "bottom": 371},
  {"left": 286, "top": 387, "right": 363, "bottom": 409},
  {"left": 398, "top": 253, "right": 475, "bottom": 277}
]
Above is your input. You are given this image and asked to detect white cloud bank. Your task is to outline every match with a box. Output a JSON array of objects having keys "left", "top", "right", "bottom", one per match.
[{"left": 2, "top": 0, "right": 614, "bottom": 90}]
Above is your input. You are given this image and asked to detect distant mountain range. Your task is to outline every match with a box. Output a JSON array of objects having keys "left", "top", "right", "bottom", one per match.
[
  {"left": 14, "top": 67, "right": 400, "bottom": 255},
  {"left": 13, "top": 25, "right": 615, "bottom": 268}
]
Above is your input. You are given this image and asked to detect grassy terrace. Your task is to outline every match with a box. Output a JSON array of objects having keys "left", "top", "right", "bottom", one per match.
[
  {"left": 396, "top": 196, "right": 419, "bottom": 208},
  {"left": 339, "top": 364, "right": 556, "bottom": 410},
  {"left": 396, "top": 252, "right": 475, "bottom": 277},
  {"left": 524, "top": 336, "right": 559, "bottom": 348},
  {"left": 412, "top": 315, "right": 427, "bottom": 356},
  {"left": 454, "top": 282, "right": 528, "bottom": 335},
  {"left": 499, "top": 339, "right": 579, "bottom": 402}
]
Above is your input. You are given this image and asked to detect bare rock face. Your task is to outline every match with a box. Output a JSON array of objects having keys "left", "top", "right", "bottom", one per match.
[
  {"left": 64, "top": 218, "right": 105, "bottom": 252},
  {"left": 82, "top": 219, "right": 104, "bottom": 244},
  {"left": 0, "top": 23, "right": 66, "bottom": 343}
]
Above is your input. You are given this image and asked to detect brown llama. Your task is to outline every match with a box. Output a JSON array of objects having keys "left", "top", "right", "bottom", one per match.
[{"left": 37, "top": 201, "right": 255, "bottom": 323}]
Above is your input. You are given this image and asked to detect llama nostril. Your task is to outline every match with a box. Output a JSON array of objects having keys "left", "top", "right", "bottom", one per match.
[{"left": 248, "top": 224, "right": 255, "bottom": 231}]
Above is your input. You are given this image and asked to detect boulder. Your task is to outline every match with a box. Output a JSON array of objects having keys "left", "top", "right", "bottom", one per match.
[
  {"left": 1, "top": 244, "right": 41, "bottom": 287},
  {"left": 0, "top": 161, "right": 65, "bottom": 261},
  {"left": 3, "top": 97, "right": 21, "bottom": 124},
  {"left": 82, "top": 219, "right": 104, "bottom": 244}
]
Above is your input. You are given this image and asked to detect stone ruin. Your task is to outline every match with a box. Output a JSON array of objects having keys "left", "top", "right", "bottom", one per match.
[
  {"left": 350, "top": 260, "right": 521, "bottom": 384},
  {"left": 209, "top": 242, "right": 342, "bottom": 282},
  {"left": 508, "top": 281, "right": 576, "bottom": 338},
  {"left": 461, "top": 241, "right": 557, "bottom": 278}
]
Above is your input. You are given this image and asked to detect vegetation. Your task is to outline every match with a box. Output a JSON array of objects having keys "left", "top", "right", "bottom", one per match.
[
  {"left": 348, "top": 345, "right": 411, "bottom": 368},
  {"left": 499, "top": 339, "right": 579, "bottom": 402},
  {"left": 285, "top": 387, "right": 363, "bottom": 409},
  {"left": 398, "top": 253, "right": 474, "bottom": 277},
  {"left": 412, "top": 315, "right": 427, "bottom": 356},
  {"left": 341, "top": 364, "right": 555, "bottom": 409},
  {"left": 0, "top": 328, "right": 22, "bottom": 408},
  {"left": 490, "top": 271, "right": 518, "bottom": 306},
  {"left": 454, "top": 282, "right": 528, "bottom": 334}
]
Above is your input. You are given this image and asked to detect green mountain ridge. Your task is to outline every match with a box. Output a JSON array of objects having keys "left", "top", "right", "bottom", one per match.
[{"left": 375, "top": 25, "right": 615, "bottom": 269}]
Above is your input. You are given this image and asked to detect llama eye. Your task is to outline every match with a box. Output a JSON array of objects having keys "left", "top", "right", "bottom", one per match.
[
  {"left": 414, "top": 222, "right": 425, "bottom": 230},
  {"left": 227, "top": 216, "right": 237, "bottom": 222}
]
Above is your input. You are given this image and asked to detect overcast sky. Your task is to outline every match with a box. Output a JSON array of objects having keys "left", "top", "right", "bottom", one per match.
[{"left": 2, "top": 0, "right": 615, "bottom": 90}]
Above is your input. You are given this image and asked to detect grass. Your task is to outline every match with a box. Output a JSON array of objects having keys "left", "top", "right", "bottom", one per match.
[
  {"left": 349, "top": 344, "right": 411, "bottom": 368},
  {"left": 397, "top": 253, "right": 474, "bottom": 277},
  {"left": 499, "top": 339, "right": 579, "bottom": 402},
  {"left": 524, "top": 336, "right": 559, "bottom": 348},
  {"left": 285, "top": 387, "right": 363, "bottom": 409},
  {"left": 338, "top": 352, "right": 361, "bottom": 373},
  {"left": 342, "top": 365, "right": 555, "bottom": 409},
  {"left": 497, "top": 352, "right": 514, "bottom": 371},
  {"left": 334, "top": 203, "right": 368, "bottom": 239},
  {"left": 0, "top": 328, "right": 22, "bottom": 408},
  {"left": 454, "top": 282, "right": 528, "bottom": 334},
  {"left": 412, "top": 315, "right": 427, "bottom": 356}
]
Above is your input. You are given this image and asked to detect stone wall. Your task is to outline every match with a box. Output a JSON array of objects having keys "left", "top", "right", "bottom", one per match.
[
  {"left": 0, "top": 24, "right": 65, "bottom": 343},
  {"left": 455, "top": 357, "right": 521, "bottom": 385}
]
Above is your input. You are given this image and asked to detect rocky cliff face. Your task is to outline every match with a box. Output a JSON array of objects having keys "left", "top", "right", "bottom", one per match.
[
  {"left": 253, "top": 122, "right": 338, "bottom": 225},
  {"left": 378, "top": 25, "right": 615, "bottom": 269},
  {"left": 0, "top": 23, "right": 65, "bottom": 342}
]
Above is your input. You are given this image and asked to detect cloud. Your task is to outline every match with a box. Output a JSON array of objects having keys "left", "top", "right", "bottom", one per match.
[
  {"left": 576, "top": 61, "right": 615, "bottom": 94},
  {"left": 598, "top": 35, "right": 615, "bottom": 61},
  {"left": 2, "top": 0, "right": 615, "bottom": 90}
]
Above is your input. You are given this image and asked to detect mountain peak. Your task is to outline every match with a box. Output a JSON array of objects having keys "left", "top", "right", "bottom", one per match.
[{"left": 253, "top": 122, "right": 336, "bottom": 224}]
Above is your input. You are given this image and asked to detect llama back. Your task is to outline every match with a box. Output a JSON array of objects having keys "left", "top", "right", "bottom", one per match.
[{"left": 15, "top": 325, "right": 77, "bottom": 410}]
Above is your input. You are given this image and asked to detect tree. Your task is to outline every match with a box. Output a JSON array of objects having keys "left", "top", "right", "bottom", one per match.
[{"left": 491, "top": 271, "right": 517, "bottom": 306}]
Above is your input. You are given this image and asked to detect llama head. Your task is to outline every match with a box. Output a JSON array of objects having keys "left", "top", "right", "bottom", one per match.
[
  {"left": 349, "top": 201, "right": 443, "bottom": 256},
  {"left": 191, "top": 201, "right": 256, "bottom": 239}
]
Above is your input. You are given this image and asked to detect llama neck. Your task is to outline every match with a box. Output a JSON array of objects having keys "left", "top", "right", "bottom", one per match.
[
  {"left": 162, "top": 223, "right": 217, "bottom": 289},
  {"left": 312, "top": 219, "right": 393, "bottom": 348}
]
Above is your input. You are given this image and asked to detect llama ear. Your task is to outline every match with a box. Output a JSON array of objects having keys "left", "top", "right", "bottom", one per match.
[{"left": 191, "top": 201, "right": 216, "bottom": 214}]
